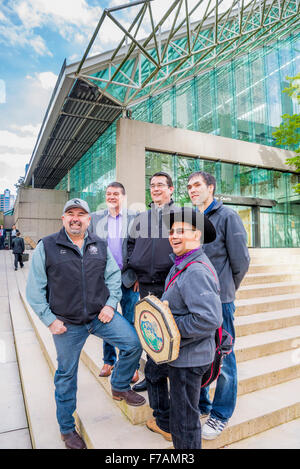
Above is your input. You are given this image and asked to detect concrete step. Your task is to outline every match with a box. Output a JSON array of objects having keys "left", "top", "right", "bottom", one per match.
[
  {"left": 6, "top": 257, "right": 65, "bottom": 449},
  {"left": 225, "top": 418, "right": 300, "bottom": 449},
  {"left": 17, "top": 268, "right": 170, "bottom": 449},
  {"left": 241, "top": 272, "right": 300, "bottom": 286},
  {"left": 237, "top": 281, "right": 300, "bottom": 300},
  {"left": 235, "top": 308, "right": 300, "bottom": 336},
  {"left": 235, "top": 325, "right": 300, "bottom": 362},
  {"left": 236, "top": 350, "right": 300, "bottom": 396},
  {"left": 202, "top": 378, "right": 300, "bottom": 449},
  {"left": 248, "top": 264, "right": 300, "bottom": 274},
  {"left": 236, "top": 293, "right": 300, "bottom": 316},
  {"left": 80, "top": 335, "right": 153, "bottom": 424}
]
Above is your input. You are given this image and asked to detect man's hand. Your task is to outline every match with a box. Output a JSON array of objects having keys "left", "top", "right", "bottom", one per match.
[
  {"left": 98, "top": 305, "right": 115, "bottom": 323},
  {"left": 133, "top": 280, "right": 139, "bottom": 292},
  {"left": 49, "top": 319, "right": 67, "bottom": 335}
]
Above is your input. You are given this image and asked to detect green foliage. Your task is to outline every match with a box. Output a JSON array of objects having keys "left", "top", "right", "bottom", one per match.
[{"left": 273, "top": 74, "right": 300, "bottom": 194}]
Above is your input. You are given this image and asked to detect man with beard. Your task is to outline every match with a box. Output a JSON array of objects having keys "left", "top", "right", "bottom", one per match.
[{"left": 26, "top": 198, "right": 145, "bottom": 449}]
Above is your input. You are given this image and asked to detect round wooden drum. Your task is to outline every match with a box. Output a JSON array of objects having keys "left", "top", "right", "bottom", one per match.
[{"left": 134, "top": 295, "right": 181, "bottom": 364}]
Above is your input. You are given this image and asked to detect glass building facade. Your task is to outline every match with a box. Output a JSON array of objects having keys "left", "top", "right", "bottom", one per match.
[{"left": 56, "top": 34, "right": 300, "bottom": 248}]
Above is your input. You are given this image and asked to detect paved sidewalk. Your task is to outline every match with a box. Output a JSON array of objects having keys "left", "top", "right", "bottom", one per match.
[{"left": 0, "top": 250, "right": 32, "bottom": 449}]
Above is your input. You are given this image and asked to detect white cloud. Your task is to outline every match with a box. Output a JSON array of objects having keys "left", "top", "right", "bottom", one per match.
[{"left": 0, "top": 79, "right": 5, "bottom": 103}]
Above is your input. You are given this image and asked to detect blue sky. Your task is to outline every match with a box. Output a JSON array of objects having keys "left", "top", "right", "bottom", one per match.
[{"left": 0, "top": 0, "right": 128, "bottom": 195}]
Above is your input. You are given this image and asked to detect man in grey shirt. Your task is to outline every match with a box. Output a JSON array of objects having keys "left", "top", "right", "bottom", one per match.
[{"left": 187, "top": 171, "right": 250, "bottom": 440}]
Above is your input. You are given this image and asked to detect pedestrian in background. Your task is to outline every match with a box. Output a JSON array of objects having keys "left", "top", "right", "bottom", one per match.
[{"left": 12, "top": 231, "right": 25, "bottom": 271}]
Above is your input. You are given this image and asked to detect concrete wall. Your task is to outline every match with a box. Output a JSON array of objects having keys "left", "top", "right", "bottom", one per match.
[
  {"left": 14, "top": 188, "right": 68, "bottom": 244},
  {"left": 116, "top": 118, "right": 296, "bottom": 206}
]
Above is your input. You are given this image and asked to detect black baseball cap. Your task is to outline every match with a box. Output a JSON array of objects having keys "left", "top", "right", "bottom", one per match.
[{"left": 162, "top": 207, "right": 216, "bottom": 244}]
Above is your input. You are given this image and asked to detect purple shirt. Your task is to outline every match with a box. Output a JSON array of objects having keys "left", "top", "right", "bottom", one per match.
[
  {"left": 175, "top": 248, "right": 201, "bottom": 267},
  {"left": 107, "top": 213, "right": 123, "bottom": 270}
]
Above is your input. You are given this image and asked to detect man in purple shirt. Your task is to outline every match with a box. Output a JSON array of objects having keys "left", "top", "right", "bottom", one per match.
[{"left": 89, "top": 182, "right": 140, "bottom": 382}]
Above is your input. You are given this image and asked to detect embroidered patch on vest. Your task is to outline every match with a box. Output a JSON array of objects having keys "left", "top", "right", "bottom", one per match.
[{"left": 88, "top": 245, "right": 98, "bottom": 255}]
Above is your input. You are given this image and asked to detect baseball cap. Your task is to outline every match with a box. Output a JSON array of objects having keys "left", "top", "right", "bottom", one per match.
[{"left": 63, "top": 198, "right": 90, "bottom": 214}]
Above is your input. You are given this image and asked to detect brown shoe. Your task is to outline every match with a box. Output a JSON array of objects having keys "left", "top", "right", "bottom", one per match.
[
  {"left": 99, "top": 364, "right": 113, "bottom": 377},
  {"left": 61, "top": 430, "right": 87, "bottom": 449},
  {"left": 131, "top": 370, "right": 139, "bottom": 384},
  {"left": 146, "top": 418, "right": 172, "bottom": 441},
  {"left": 111, "top": 388, "right": 146, "bottom": 406}
]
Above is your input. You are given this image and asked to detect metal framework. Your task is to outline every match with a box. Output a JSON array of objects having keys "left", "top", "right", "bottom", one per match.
[{"left": 73, "top": 0, "right": 300, "bottom": 107}]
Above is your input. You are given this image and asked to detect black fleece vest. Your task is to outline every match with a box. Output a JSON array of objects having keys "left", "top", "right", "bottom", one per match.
[{"left": 42, "top": 228, "right": 109, "bottom": 325}]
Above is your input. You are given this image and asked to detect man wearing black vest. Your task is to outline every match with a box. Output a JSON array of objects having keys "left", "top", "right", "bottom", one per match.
[{"left": 26, "top": 198, "right": 145, "bottom": 449}]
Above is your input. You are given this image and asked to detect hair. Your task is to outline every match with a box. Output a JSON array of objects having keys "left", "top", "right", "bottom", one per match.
[
  {"left": 150, "top": 171, "right": 174, "bottom": 188},
  {"left": 106, "top": 182, "right": 126, "bottom": 195},
  {"left": 188, "top": 171, "right": 216, "bottom": 195}
]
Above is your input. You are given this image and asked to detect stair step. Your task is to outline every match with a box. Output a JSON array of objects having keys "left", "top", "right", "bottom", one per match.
[
  {"left": 237, "top": 282, "right": 300, "bottom": 300},
  {"left": 235, "top": 325, "right": 300, "bottom": 362},
  {"left": 235, "top": 308, "right": 300, "bottom": 336},
  {"left": 236, "top": 293, "right": 300, "bottom": 316},
  {"left": 81, "top": 335, "right": 153, "bottom": 424},
  {"left": 203, "top": 378, "right": 300, "bottom": 449},
  {"left": 248, "top": 264, "right": 300, "bottom": 274},
  {"left": 225, "top": 418, "right": 300, "bottom": 449},
  {"left": 236, "top": 350, "right": 300, "bottom": 395},
  {"left": 241, "top": 272, "right": 300, "bottom": 286},
  {"left": 6, "top": 259, "right": 65, "bottom": 449}
]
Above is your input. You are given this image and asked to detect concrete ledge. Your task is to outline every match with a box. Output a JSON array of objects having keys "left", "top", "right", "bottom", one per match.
[
  {"left": 236, "top": 293, "right": 300, "bottom": 316},
  {"left": 235, "top": 308, "right": 300, "bottom": 336},
  {"left": 5, "top": 254, "right": 65, "bottom": 449},
  {"left": 203, "top": 378, "right": 300, "bottom": 449}
]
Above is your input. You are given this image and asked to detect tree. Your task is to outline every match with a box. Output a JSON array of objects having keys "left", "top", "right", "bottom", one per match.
[{"left": 272, "top": 73, "right": 300, "bottom": 194}]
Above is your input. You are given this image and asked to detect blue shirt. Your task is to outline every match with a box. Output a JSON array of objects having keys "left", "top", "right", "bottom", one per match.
[{"left": 26, "top": 229, "right": 122, "bottom": 327}]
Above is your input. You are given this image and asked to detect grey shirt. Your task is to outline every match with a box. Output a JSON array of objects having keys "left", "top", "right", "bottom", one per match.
[{"left": 203, "top": 201, "right": 250, "bottom": 303}]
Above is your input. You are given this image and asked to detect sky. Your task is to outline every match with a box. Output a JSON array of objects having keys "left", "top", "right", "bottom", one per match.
[{"left": 0, "top": 0, "right": 231, "bottom": 196}]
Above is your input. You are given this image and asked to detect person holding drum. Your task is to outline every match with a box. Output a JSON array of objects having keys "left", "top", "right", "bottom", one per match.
[{"left": 145, "top": 207, "right": 222, "bottom": 449}]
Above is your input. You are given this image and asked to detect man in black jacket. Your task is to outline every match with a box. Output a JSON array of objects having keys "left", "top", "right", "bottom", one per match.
[
  {"left": 128, "top": 172, "right": 179, "bottom": 392},
  {"left": 12, "top": 231, "right": 25, "bottom": 270}
]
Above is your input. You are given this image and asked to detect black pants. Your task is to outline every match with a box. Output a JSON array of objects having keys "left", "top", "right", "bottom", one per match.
[
  {"left": 145, "top": 357, "right": 209, "bottom": 449},
  {"left": 14, "top": 253, "right": 24, "bottom": 269}
]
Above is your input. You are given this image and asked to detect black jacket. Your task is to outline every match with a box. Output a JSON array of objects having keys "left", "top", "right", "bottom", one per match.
[
  {"left": 127, "top": 201, "right": 179, "bottom": 285},
  {"left": 12, "top": 236, "right": 25, "bottom": 254},
  {"left": 42, "top": 228, "right": 109, "bottom": 325}
]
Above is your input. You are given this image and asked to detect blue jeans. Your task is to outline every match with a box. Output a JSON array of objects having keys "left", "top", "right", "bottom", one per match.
[
  {"left": 145, "top": 358, "right": 209, "bottom": 449},
  {"left": 103, "top": 284, "right": 139, "bottom": 366},
  {"left": 199, "top": 302, "right": 237, "bottom": 422},
  {"left": 52, "top": 313, "right": 142, "bottom": 434}
]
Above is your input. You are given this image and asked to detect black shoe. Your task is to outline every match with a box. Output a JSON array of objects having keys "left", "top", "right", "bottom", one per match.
[
  {"left": 14, "top": 268, "right": 18, "bottom": 271},
  {"left": 132, "top": 378, "right": 147, "bottom": 392}
]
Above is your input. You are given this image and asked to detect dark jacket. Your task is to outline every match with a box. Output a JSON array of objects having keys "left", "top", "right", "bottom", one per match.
[
  {"left": 203, "top": 201, "right": 250, "bottom": 303},
  {"left": 89, "top": 208, "right": 137, "bottom": 288},
  {"left": 12, "top": 236, "right": 25, "bottom": 254},
  {"left": 161, "top": 248, "right": 222, "bottom": 368},
  {"left": 127, "top": 201, "right": 179, "bottom": 285},
  {"left": 42, "top": 228, "right": 109, "bottom": 325}
]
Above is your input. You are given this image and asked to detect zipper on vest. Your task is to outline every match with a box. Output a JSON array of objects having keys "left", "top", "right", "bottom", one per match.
[{"left": 81, "top": 257, "right": 88, "bottom": 321}]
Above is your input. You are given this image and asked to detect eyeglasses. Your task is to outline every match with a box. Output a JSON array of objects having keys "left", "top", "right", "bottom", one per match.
[
  {"left": 150, "top": 183, "right": 169, "bottom": 189},
  {"left": 168, "top": 228, "right": 196, "bottom": 236}
]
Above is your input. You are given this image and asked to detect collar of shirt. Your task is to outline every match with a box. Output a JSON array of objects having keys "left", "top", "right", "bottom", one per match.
[
  {"left": 64, "top": 228, "right": 88, "bottom": 255},
  {"left": 204, "top": 198, "right": 218, "bottom": 215}
]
